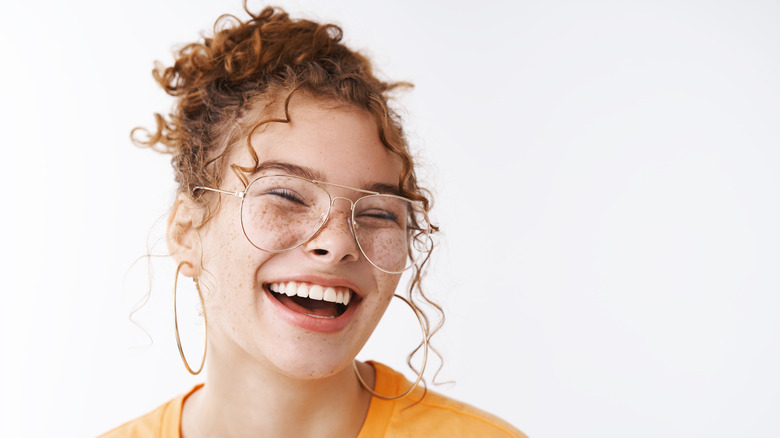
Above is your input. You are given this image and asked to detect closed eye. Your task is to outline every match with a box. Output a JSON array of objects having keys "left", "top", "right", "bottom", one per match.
[
  {"left": 358, "top": 209, "right": 399, "bottom": 222},
  {"left": 267, "top": 188, "right": 306, "bottom": 205}
]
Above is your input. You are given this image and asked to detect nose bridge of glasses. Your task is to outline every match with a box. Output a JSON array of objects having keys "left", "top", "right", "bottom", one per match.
[
  {"left": 329, "top": 196, "right": 356, "bottom": 211},
  {"left": 325, "top": 196, "right": 356, "bottom": 234}
]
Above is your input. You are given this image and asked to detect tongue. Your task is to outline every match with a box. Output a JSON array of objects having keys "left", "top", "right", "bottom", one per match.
[{"left": 276, "top": 294, "right": 341, "bottom": 318}]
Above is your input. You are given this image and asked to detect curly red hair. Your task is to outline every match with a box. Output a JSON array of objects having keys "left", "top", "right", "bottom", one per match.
[{"left": 134, "top": 4, "right": 425, "bottom": 204}]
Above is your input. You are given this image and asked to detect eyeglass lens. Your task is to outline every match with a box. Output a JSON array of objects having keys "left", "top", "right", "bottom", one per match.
[{"left": 239, "top": 175, "right": 430, "bottom": 273}]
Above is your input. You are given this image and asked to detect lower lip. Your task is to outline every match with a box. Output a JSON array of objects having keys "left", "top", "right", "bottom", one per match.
[{"left": 263, "top": 287, "right": 358, "bottom": 333}]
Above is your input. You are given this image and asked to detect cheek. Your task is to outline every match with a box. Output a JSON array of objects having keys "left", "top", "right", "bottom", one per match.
[
  {"left": 376, "top": 272, "right": 402, "bottom": 295},
  {"left": 202, "top": 220, "right": 243, "bottom": 279},
  {"left": 372, "top": 273, "right": 402, "bottom": 315},
  {"left": 199, "top": 211, "right": 271, "bottom": 312}
]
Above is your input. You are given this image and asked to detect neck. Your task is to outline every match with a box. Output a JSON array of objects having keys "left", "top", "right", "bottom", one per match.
[{"left": 180, "top": 346, "right": 376, "bottom": 438}]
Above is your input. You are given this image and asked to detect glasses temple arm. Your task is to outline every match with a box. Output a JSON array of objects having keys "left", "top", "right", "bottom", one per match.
[{"left": 193, "top": 186, "right": 245, "bottom": 198}]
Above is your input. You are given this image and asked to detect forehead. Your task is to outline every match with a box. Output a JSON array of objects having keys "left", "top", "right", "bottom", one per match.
[{"left": 233, "top": 97, "right": 403, "bottom": 188}]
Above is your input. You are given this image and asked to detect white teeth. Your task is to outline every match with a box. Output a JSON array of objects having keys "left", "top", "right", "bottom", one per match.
[
  {"left": 285, "top": 281, "right": 297, "bottom": 297},
  {"left": 269, "top": 282, "right": 352, "bottom": 305},
  {"left": 309, "top": 284, "right": 324, "bottom": 300},
  {"left": 323, "top": 287, "right": 337, "bottom": 302}
]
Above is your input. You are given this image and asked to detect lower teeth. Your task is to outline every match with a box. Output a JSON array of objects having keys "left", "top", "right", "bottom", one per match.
[{"left": 306, "top": 314, "right": 337, "bottom": 319}]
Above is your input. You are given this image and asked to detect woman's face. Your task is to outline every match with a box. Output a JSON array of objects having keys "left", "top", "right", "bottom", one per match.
[{"left": 193, "top": 98, "right": 403, "bottom": 379}]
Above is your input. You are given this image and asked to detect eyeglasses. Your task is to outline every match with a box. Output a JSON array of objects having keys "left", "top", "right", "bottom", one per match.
[{"left": 195, "top": 174, "right": 433, "bottom": 274}]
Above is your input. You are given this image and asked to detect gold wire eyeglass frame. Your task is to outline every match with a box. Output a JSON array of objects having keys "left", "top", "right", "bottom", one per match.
[{"left": 194, "top": 174, "right": 433, "bottom": 274}]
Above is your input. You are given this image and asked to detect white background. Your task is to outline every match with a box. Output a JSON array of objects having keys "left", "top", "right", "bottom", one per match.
[{"left": 1, "top": 0, "right": 779, "bottom": 437}]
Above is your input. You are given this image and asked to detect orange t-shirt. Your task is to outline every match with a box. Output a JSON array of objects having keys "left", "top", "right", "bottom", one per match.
[{"left": 100, "top": 362, "right": 526, "bottom": 437}]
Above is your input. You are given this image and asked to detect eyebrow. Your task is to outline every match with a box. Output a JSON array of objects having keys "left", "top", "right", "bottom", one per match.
[
  {"left": 363, "top": 182, "right": 403, "bottom": 197},
  {"left": 252, "top": 160, "right": 402, "bottom": 196},
  {"left": 252, "top": 161, "right": 324, "bottom": 181}
]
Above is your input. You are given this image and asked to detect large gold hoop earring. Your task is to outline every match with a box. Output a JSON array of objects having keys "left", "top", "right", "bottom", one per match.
[
  {"left": 353, "top": 294, "right": 429, "bottom": 400},
  {"left": 174, "top": 261, "right": 207, "bottom": 375}
]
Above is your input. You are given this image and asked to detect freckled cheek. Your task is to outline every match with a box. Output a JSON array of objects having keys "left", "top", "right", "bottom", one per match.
[
  {"left": 205, "top": 206, "right": 267, "bottom": 266},
  {"left": 243, "top": 203, "right": 327, "bottom": 250},
  {"left": 366, "top": 273, "right": 401, "bottom": 321},
  {"left": 200, "top": 213, "right": 272, "bottom": 321},
  {"left": 375, "top": 273, "right": 402, "bottom": 299}
]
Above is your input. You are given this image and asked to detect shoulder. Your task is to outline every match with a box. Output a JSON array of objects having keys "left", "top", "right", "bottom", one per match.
[
  {"left": 408, "top": 390, "right": 527, "bottom": 437},
  {"left": 98, "top": 385, "right": 201, "bottom": 438},
  {"left": 362, "top": 362, "right": 527, "bottom": 438},
  {"left": 98, "top": 403, "right": 172, "bottom": 438}
]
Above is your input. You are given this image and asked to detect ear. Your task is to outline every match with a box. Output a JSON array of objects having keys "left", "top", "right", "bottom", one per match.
[{"left": 167, "top": 192, "right": 206, "bottom": 278}]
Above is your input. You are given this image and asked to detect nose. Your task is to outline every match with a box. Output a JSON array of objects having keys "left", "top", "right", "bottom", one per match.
[{"left": 303, "top": 197, "right": 361, "bottom": 264}]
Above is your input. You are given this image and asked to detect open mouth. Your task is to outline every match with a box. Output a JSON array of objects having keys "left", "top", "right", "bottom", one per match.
[{"left": 267, "top": 281, "right": 354, "bottom": 319}]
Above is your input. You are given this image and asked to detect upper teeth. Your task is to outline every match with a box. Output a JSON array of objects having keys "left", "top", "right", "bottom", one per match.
[{"left": 269, "top": 281, "right": 352, "bottom": 306}]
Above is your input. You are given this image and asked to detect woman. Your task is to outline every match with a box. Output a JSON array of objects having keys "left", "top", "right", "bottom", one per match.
[{"left": 103, "top": 4, "right": 524, "bottom": 437}]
